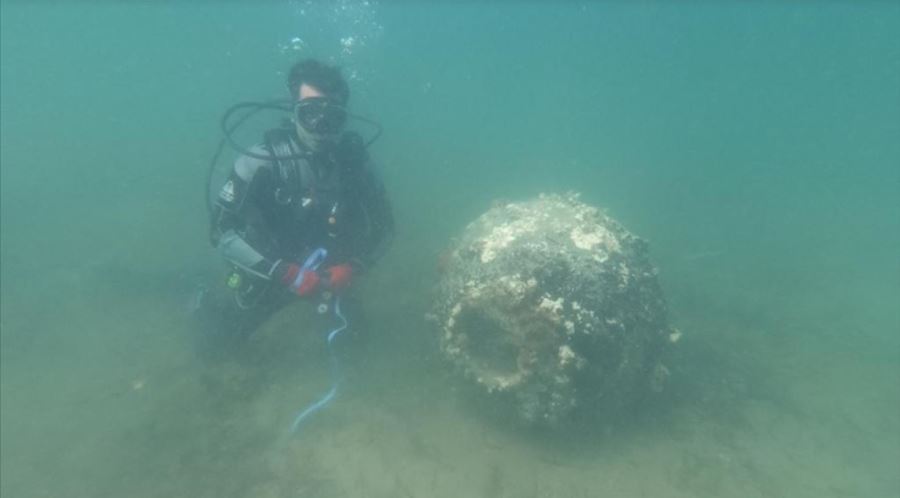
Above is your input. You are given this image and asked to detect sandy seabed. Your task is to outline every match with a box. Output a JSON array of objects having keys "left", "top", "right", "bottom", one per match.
[{"left": 1, "top": 259, "right": 897, "bottom": 498}]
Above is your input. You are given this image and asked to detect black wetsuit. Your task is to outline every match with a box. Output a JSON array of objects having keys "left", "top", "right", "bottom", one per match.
[{"left": 201, "top": 128, "right": 393, "bottom": 337}]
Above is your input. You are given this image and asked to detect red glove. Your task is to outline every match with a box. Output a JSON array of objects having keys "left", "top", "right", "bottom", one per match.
[
  {"left": 280, "top": 263, "right": 321, "bottom": 296},
  {"left": 323, "top": 264, "right": 353, "bottom": 290}
]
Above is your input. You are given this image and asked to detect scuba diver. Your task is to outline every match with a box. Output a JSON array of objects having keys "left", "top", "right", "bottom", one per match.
[{"left": 198, "top": 58, "right": 393, "bottom": 343}]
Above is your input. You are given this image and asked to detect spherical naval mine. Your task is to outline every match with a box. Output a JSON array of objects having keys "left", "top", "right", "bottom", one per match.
[{"left": 432, "top": 193, "right": 675, "bottom": 427}]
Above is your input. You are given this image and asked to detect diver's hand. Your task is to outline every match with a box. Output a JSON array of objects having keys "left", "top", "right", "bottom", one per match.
[
  {"left": 323, "top": 263, "right": 353, "bottom": 291},
  {"left": 278, "top": 262, "right": 321, "bottom": 296}
]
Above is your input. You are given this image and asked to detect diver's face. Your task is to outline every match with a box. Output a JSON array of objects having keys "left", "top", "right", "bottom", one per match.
[{"left": 294, "top": 83, "right": 346, "bottom": 149}]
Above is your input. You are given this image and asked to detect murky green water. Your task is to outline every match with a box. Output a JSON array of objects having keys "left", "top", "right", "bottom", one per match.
[{"left": 2, "top": 2, "right": 898, "bottom": 497}]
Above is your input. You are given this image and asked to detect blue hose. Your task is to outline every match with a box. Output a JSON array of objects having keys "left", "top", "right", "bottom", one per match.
[{"left": 289, "top": 298, "right": 348, "bottom": 433}]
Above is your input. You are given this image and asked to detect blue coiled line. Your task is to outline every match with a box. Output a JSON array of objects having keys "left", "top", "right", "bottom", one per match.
[{"left": 289, "top": 248, "right": 349, "bottom": 433}]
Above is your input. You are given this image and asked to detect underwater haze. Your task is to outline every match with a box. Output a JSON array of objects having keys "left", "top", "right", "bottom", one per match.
[{"left": 2, "top": 2, "right": 899, "bottom": 497}]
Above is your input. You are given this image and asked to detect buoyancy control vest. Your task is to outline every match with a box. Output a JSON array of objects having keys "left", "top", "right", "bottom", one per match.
[{"left": 261, "top": 128, "right": 369, "bottom": 255}]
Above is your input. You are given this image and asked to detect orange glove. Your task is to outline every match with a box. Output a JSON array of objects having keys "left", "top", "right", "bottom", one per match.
[
  {"left": 280, "top": 263, "right": 321, "bottom": 296},
  {"left": 323, "top": 264, "right": 352, "bottom": 290}
]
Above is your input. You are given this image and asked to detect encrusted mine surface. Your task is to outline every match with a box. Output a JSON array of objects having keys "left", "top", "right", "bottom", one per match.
[{"left": 432, "top": 193, "right": 675, "bottom": 426}]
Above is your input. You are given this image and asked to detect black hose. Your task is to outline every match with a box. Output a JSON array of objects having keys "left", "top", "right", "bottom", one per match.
[
  {"left": 219, "top": 101, "right": 311, "bottom": 161},
  {"left": 349, "top": 112, "right": 383, "bottom": 147}
]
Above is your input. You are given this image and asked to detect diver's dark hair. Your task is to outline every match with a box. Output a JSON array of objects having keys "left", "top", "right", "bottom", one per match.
[{"left": 287, "top": 59, "right": 350, "bottom": 105}]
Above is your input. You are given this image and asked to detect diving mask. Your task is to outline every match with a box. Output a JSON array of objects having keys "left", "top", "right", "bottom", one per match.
[{"left": 294, "top": 97, "right": 347, "bottom": 135}]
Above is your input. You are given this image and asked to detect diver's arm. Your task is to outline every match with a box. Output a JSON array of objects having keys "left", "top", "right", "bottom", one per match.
[{"left": 209, "top": 148, "right": 284, "bottom": 280}]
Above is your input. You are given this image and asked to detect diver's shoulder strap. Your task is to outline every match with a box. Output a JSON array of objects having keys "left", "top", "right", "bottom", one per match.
[
  {"left": 338, "top": 132, "right": 367, "bottom": 173},
  {"left": 264, "top": 128, "right": 315, "bottom": 197}
]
